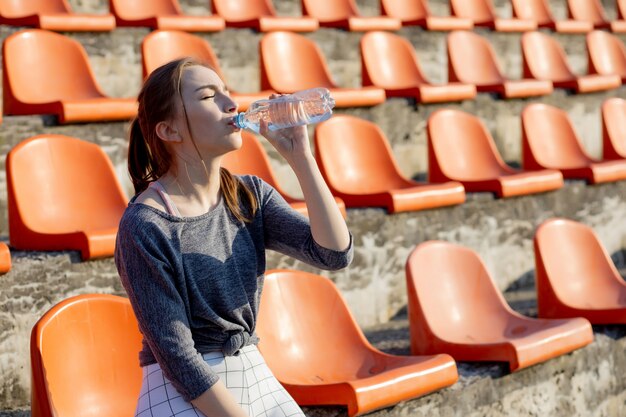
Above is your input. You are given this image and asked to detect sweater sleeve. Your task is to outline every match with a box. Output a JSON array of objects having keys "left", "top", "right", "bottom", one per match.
[
  {"left": 115, "top": 212, "right": 220, "bottom": 402},
  {"left": 249, "top": 176, "right": 353, "bottom": 270}
]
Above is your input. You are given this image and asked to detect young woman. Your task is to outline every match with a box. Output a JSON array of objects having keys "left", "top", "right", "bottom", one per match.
[{"left": 114, "top": 57, "right": 352, "bottom": 417}]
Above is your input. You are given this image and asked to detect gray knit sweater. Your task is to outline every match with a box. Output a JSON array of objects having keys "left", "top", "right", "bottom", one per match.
[{"left": 115, "top": 175, "right": 353, "bottom": 402}]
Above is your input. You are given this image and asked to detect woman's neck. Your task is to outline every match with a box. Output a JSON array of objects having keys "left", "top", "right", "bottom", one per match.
[{"left": 159, "top": 156, "right": 223, "bottom": 216}]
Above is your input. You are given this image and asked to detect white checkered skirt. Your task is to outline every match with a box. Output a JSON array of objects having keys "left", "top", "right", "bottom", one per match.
[{"left": 135, "top": 344, "right": 305, "bottom": 417}]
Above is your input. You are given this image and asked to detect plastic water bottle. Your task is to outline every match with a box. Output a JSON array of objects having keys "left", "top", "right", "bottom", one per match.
[{"left": 233, "top": 88, "right": 335, "bottom": 133}]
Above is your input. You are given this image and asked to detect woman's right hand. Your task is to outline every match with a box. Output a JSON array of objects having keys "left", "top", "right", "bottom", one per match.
[{"left": 191, "top": 380, "right": 250, "bottom": 417}]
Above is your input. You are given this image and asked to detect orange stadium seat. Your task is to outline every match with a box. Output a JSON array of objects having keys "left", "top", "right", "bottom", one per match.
[
  {"left": 110, "top": 0, "right": 224, "bottom": 31},
  {"left": 260, "top": 32, "right": 386, "bottom": 107},
  {"left": 0, "top": 0, "right": 115, "bottom": 31},
  {"left": 314, "top": 115, "right": 466, "bottom": 213},
  {"left": 257, "top": 269, "right": 459, "bottom": 417},
  {"left": 601, "top": 98, "right": 626, "bottom": 160},
  {"left": 211, "top": 0, "right": 318, "bottom": 31},
  {"left": 301, "top": 0, "right": 401, "bottom": 31},
  {"left": 30, "top": 294, "right": 142, "bottom": 417},
  {"left": 534, "top": 218, "right": 626, "bottom": 324},
  {"left": 141, "top": 30, "right": 273, "bottom": 111},
  {"left": 380, "top": 0, "right": 473, "bottom": 30},
  {"left": 511, "top": 0, "right": 593, "bottom": 33},
  {"left": 586, "top": 30, "right": 626, "bottom": 83},
  {"left": 522, "top": 103, "right": 626, "bottom": 184},
  {"left": 567, "top": 0, "right": 626, "bottom": 32},
  {"left": 221, "top": 131, "right": 347, "bottom": 217},
  {"left": 447, "top": 31, "right": 553, "bottom": 99},
  {"left": 521, "top": 31, "right": 621, "bottom": 93},
  {"left": 406, "top": 241, "right": 594, "bottom": 372},
  {"left": 2, "top": 29, "right": 137, "bottom": 123},
  {"left": 360, "top": 31, "right": 476, "bottom": 103},
  {"left": 427, "top": 109, "right": 563, "bottom": 197},
  {"left": 6, "top": 134, "right": 128, "bottom": 260},
  {"left": 0, "top": 243, "right": 11, "bottom": 274},
  {"left": 449, "top": 0, "right": 536, "bottom": 32}
]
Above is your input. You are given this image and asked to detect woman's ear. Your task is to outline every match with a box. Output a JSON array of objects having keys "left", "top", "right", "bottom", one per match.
[{"left": 156, "top": 120, "right": 183, "bottom": 143}]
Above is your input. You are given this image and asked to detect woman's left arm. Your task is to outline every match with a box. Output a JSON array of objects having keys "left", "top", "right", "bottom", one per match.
[{"left": 260, "top": 121, "right": 350, "bottom": 251}]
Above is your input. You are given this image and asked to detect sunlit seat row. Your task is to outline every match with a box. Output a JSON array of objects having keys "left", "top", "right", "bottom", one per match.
[
  {"left": 3, "top": 0, "right": 626, "bottom": 33},
  {"left": 29, "top": 216, "right": 626, "bottom": 416},
  {"left": 5, "top": 99, "right": 626, "bottom": 261},
  {"left": 4, "top": 28, "right": 626, "bottom": 124}
]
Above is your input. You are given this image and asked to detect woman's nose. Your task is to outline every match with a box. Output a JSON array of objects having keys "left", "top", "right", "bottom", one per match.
[{"left": 224, "top": 95, "right": 238, "bottom": 114}]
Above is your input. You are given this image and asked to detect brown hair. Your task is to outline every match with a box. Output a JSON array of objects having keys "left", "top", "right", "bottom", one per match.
[{"left": 128, "top": 57, "right": 257, "bottom": 223}]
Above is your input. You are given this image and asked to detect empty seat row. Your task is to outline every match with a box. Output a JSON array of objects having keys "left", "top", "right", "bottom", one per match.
[
  {"left": 5, "top": 28, "right": 626, "bottom": 124},
  {"left": 6, "top": 98, "right": 626, "bottom": 261},
  {"left": 30, "top": 217, "right": 626, "bottom": 416},
  {"left": 4, "top": 0, "right": 626, "bottom": 33}
]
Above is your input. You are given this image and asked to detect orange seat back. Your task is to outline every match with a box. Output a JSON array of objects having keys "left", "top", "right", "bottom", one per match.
[
  {"left": 447, "top": 30, "right": 505, "bottom": 85},
  {"left": 212, "top": 0, "right": 276, "bottom": 21},
  {"left": 110, "top": 0, "right": 180, "bottom": 20},
  {"left": 380, "top": 0, "right": 429, "bottom": 21},
  {"left": 449, "top": 0, "right": 495, "bottom": 24},
  {"left": 6, "top": 134, "right": 128, "bottom": 235},
  {"left": 314, "top": 115, "right": 410, "bottom": 194},
  {"left": 511, "top": 0, "right": 554, "bottom": 25},
  {"left": 30, "top": 294, "right": 143, "bottom": 417},
  {"left": 221, "top": 131, "right": 283, "bottom": 190},
  {"left": 141, "top": 30, "right": 224, "bottom": 79},
  {"left": 0, "top": 0, "right": 70, "bottom": 17},
  {"left": 257, "top": 270, "right": 375, "bottom": 383},
  {"left": 428, "top": 109, "right": 510, "bottom": 180},
  {"left": 601, "top": 97, "right": 626, "bottom": 159},
  {"left": 260, "top": 31, "right": 335, "bottom": 92},
  {"left": 586, "top": 30, "right": 626, "bottom": 78},
  {"left": 360, "top": 31, "right": 429, "bottom": 88},
  {"left": 521, "top": 31, "right": 575, "bottom": 82},
  {"left": 534, "top": 219, "right": 626, "bottom": 309},
  {"left": 406, "top": 241, "right": 512, "bottom": 343},
  {"left": 3, "top": 29, "right": 104, "bottom": 105},
  {"left": 521, "top": 104, "right": 591, "bottom": 169},
  {"left": 567, "top": 0, "right": 608, "bottom": 25},
  {"left": 301, "top": 0, "right": 359, "bottom": 21}
]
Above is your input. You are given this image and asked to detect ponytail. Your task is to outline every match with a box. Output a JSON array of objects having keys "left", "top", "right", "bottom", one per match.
[{"left": 220, "top": 167, "right": 258, "bottom": 223}]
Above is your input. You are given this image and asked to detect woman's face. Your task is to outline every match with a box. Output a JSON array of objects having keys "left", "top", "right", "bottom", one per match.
[{"left": 174, "top": 65, "right": 242, "bottom": 157}]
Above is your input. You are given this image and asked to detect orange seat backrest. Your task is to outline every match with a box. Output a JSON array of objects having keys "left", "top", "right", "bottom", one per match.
[
  {"left": 141, "top": 30, "right": 224, "bottom": 79},
  {"left": 602, "top": 97, "right": 626, "bottom": 158},
  {"left": 447, "top": 30, "right": 505, "bottom": 85},
  {"left": 511, "top": 0, "right": 554, "bottom": 25},
  {"left": 30, "top": 294, "right": 143, "bottom": 417},
  {"left": 522, "top": 104, "right": 592, "bottom": 168},
  {"left": 521, "top": 32, "right": 575, "bottom": 82},
  {"left": 221, "top": 131, "right": 283, "bottom": 189},
  {"left": 535, "top": 219, "right": 626, "bottom": 307},
  {"left": 257, "top": 270, "right": 375, "bottom": 383},
  {"left": 428, "top": 109, "right": 511, "bottom": 180},
  {"left": 314, "top": 115, "right": 412, "bottom": 194},
  {"left": 380, "top": 0, "right": 429, "bottom": 21},
  {"left": 6, "top": 134, "right": 128, "bottom": 233},
  {"left": 3, "top": 29, "right": 104, "bottom": 103},
  {"left": 212, "top": 0, "right": 276, "bottom": 21},
  {"left": 587, "top": 30, "right": 626, "bottom": 77},
  {"left": 301, "top": 0, "right": 359, "bottom": 21},
  {"left": 260, "top": 31, "right": 335, "bottom": 91},
  {"left": 567, "top": 0, "right": 608, "bottom": 25},
  {"left": 0, "top": 0, "right": 70, "bottom": 17},
  {"left": 360, "top": 31, "right": 429, "bottom": 88},
  {"left": 406, "top": 241, "right": 512, "bottom": 341},
  {"left": 110, "top": 0, "right": 180, "bottom": 20},
  {"left": 449, "top": 0, "right": 495, "bottom": 24}
]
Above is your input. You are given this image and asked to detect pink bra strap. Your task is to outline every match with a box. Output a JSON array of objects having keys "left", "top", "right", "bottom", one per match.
[{"left": 148, "top": 181, "right": 182, "bottom": 217}]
